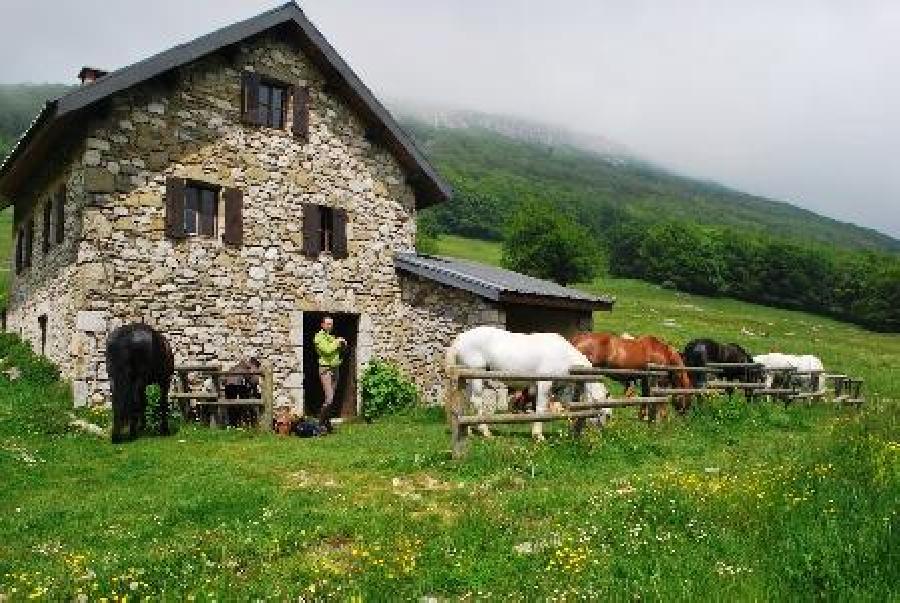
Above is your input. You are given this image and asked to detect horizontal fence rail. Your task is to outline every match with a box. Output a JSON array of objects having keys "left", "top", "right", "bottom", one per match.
[
  {"left": 646, "top": 364, "right": 721, "bottom": 373},
  {"left": 173, "top": 365, "right": 273, "bottom": 431},
  {"left": 452, "top": 368, "right": 666, "bottom": 381},
  {"left": 705, "top": 362, "right": 764, "bottom": 369}
]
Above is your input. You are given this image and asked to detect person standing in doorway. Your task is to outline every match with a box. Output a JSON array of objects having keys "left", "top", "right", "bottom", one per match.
[{"left": 314, "top": 316, "right": 346, "bottom": 433}]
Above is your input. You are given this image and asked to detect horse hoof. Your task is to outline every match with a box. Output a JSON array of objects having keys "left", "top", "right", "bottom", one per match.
[
  {"left": 532, "top": 433, "right": 545, "bottom": 443},
  {"left": 479, "top": 427, "right": 493, "bottom": 438}
]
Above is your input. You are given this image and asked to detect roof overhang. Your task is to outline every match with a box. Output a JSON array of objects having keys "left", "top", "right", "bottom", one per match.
[
  {"left": 0, "top": 2, "right": 452, "bottom": 208},
  {"left": 395, "top": 252, "right": 615, "bottom": 313},
  {"left": 498, "top": 291, "right": 614, "bottom": 312}
]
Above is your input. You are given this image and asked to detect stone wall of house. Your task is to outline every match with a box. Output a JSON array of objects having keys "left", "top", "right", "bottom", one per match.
[
  {"left": 30, "top": 32, "right": 429, "bottom": 411},
  {"left": 8, "top": 32, "right": 581, "bottom": 412},
  {"left": 397, "top": 273, "right": 505, "bottom": 402},
  {"left": 4, "top": 146, "right": 101, "bottom": 397}
]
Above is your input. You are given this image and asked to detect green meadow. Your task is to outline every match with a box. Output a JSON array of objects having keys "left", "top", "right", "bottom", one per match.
[{"left": 0, "top": 235, "right": 897, "bottom": 600}]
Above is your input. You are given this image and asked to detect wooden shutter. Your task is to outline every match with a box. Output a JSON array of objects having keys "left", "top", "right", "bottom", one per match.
[
  {"left": 165, "top": 177, "right": 186, "bottom": 239},
  {"left": 302, "top": 203, "right": 321, "bottom": 258},
  {"left": 24, "top": 219, "right": 33, "bottom": 268},
  {"left": 42, "top": 201, "right": 51, "bottom": 253},
  {"left": 292, "top": 85, "right": 309, "bottom": 141},
  {"left": 241, "top": 71, "right": 261, "bottom": 125},
  {"left": 332, "top": 208, "right": 348, "bottom": 259},
  {"left": 223, "top": 187, "right": 243, "bottom": 246},
  {"left": 14, "top": 229, "right": 23, "bottom": 274},
  {"left": 55, "top": 185, "right": 65, "bottom": 244}
]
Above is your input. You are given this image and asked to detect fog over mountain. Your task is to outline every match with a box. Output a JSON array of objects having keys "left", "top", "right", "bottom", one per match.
[
  {"left": 393, "top": 101, "right": 633, "bottom": 161},
  {"left": 1, "top": 0, "right": 898, "bottom": 237}
]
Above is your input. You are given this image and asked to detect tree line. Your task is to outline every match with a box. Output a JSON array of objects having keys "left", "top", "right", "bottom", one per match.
[
  {"left": 421, "top": 197, "right": 900, "bottom": 333},
  {"left": 607, "top": 218, "right": 899, "bottom": 332}
]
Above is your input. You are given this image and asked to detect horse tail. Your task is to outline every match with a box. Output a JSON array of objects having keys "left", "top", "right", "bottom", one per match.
[
  {"left": 445, "top": 337, "right": 459, "bottom": 370},
  {"left": 669, "top": 350, "right": 690, "bottom": 389},
  {"left": 667, "top": 348, "right": 692, "bottom": 412}
]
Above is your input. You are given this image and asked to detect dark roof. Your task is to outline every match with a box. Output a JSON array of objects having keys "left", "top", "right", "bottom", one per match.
[
  {"left": 395, "top": 252, "right": 614, "bottom": 311},
  {"left": 0, "top": 2, "right": 451, "bottom": 207}
]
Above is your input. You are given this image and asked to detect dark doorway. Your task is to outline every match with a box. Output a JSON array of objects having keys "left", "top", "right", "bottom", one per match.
[{"left": 302, "top": 311, "right": 359, "bottom": 419}]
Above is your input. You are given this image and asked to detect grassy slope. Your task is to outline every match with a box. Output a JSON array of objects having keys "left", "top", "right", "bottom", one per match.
[
  {"left": 406, "top": 122, "right": 900, "bottom": 252},
  {"left": 434, "top": 235, "right": 899, "bottom": 395},
  {"left": 0, "top": 235, "right": 897, "bottom": 599}
]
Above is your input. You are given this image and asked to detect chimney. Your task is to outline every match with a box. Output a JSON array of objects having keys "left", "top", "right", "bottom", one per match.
[{"left": 78, "top": 66, "right": 108, "bottom": 85}]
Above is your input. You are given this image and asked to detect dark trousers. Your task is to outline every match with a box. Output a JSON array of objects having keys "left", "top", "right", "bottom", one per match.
[{"left": 318, "top": 366, "right": 340, "bottom": 430}]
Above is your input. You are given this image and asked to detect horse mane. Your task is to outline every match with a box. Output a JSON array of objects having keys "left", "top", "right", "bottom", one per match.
[{"left": 724, "top": 342, "right": 753, "bottom": 363}]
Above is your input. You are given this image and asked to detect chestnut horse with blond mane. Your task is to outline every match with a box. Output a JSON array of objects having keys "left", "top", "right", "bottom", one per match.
[{"left": 570, "top": 332, "right": 691, "bottom": 416}]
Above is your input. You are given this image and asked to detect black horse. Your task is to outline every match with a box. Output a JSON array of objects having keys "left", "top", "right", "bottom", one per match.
[
  {"left": 682, "top": 338, "right": 754, "bottom": 388},
  {"left": 106, "top": 323, "right": 175, "bottom": 443}
]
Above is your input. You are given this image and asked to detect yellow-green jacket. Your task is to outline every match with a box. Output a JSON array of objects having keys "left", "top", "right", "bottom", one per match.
[{"left": 314, "top": 330, "right": 342, "bottom": 367}]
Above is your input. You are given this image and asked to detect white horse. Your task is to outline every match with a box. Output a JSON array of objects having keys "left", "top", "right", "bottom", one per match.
[
  {"left": 446, "top": 326, "right": 609, "bottom": 440},
  {"left": 754, "top": 353, "right": 825, "bottom": 393}
]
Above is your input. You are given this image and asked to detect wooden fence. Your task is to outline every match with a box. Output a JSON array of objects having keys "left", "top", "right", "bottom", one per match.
[
  {"left": 170, "top": 364, "right": 274, "bottom": 431},
  {"left": 446, "top": 360, "right": 865, "bottom": 458},
  {"left": 445, "top": 366, "right": 668, "bottom": 459}
]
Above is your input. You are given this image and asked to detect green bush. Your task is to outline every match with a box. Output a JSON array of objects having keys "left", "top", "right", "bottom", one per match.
[
  {"left": 502, "top": 201, "right": 604, "bottom": 285},
  {"left": 415, "top": 214, "right": 441, "bottom": 255},
  {"left": 0, "top": 332, "right": 70, "bottom": 436},
  {"left": 143, "top": 383, "right": 180, "bottom": 436},
  {"left": 0, "top": 332, "right": 60, "bottom": 386},
  {"left": 360, "top": 360, "right": 419, "bottom": 422}
]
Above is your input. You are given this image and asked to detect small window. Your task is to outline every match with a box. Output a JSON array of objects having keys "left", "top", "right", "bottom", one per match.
[
  {"left": 38, "top": 314, "right": 47, "bottom": 356},
  {"left": 183, "top": 183, "right": 219, "bottom": 238},
  {"left": 23, "top": 219, "right": 33, "bottom": 269},
  {"left": 54, "top": 185, "right": 65, "bottom": 245},
  {"left": 257, "top": 81, "right": 287, "bottom": 129},
  {"left": 320, "top": 206, "right": 335, "bottom": 253},
  {"left": 42, "top": 200, "right": 52, "bottom": 254}
]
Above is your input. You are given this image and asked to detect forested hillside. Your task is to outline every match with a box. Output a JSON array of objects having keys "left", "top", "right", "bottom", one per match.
[
  {"left": 402, "top": 119, "right": 899, "bottom": 252},
  {"left": 0, "top": 84, "right": 72, "bottom": 158},
  {"left": 402, "top": 119, "right": 898, "bottom": 331}
]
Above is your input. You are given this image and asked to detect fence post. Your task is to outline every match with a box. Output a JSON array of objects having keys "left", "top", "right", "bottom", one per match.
[
  {"left": 570, "top": 381, "right": 587, "bottom": 438},
  {"left": 261, "top": 365, "right": 274, "bottom": 432},
  {"left": 448, "top": 370, "right": 468, "bottom": 459},
  {"left": 641, "top": 374, "right": 657, "bottom": 422},
  {"left": 450, "top": 409, "right": 467, "bottom": 459}
]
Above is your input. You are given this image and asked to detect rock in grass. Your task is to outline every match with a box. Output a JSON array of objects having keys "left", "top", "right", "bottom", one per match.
[{"left": 68, "top": 414, "right": 107, "bottom": 438}]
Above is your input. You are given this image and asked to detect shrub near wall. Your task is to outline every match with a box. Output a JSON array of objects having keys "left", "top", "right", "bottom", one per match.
[
  {"left": 0, "top": 333, "right": 70, "bottom": 437},
  {"left": 360, "top": 360, "right": 419, "bottom": 422}
]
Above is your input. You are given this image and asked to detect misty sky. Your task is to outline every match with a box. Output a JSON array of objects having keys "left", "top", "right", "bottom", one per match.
[{"left": 1, "top": 0, "right": 898, "bottom": 238}]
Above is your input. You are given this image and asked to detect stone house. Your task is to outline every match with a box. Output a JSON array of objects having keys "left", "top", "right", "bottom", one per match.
[{"left": 0, "top": 3, "right": 613, "bottom": 415}]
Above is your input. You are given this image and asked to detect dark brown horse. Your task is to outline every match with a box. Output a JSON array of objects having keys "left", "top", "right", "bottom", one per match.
[
  {"left": 570, "top": 332, "right": 692, "bottom": 415},
  {"left": 106, "top": 323, "right": 175, "bottom": 442}
]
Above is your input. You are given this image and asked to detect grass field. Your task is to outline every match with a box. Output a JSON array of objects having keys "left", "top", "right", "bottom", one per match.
[{"left": 0, "top": 235, "right": 898, "bottom": 600}]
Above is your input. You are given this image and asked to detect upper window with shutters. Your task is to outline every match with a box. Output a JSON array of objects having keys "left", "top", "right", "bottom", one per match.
[
  {"left": 241, "top": 71, "right": 310, "bottom": 141},
  {"left": 183, "top": 182, "right": 219, "bottom": 238},
  {"left": 165, "top": 177, "right": 243, "bottom": 246},
  {"left": 256, "top": 82, "right": 287, "bottom": 129}
]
